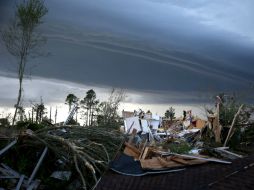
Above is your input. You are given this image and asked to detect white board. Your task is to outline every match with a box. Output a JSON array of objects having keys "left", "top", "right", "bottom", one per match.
[{"left": 124, "top": 116, "right": 141, "bottom": 134}]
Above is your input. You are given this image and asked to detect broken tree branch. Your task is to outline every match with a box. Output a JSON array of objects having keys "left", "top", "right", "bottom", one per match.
[{"left": 223, "top": 104, "right": 244, "bottom": 147}]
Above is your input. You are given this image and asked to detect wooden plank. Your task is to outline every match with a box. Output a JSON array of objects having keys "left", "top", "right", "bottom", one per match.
[
  {"left": 215, "top": 147, "right": 229, "bottom": 150},
  {"left": 214, "top": 149, "right": 243, "bottom": 159},
  {"left": 26, "top": 180, "right": 41, "bottom": 190},
  {"left": 123, "top": 146, "right": 140, "bottom": 159},
  {"left": 140, "top": 146, "right": 149, "bottom": 160},
  {"left": 139, "top": 140, "right": 148, "bottom": 160},
  {"left": 0, "top": 167, "right": 10, "bottom": 176},
  {"left": 0, "top": 140, "right": 17, "bottom": 156},
  {"left": 124, "top": 142, "right": 140, "bottom": 155},
  {"left": 0, "top": 176, "right": 20, "bottom": 179},
  {"left": 170, "top": 156, "right": 190, "bottom": 165},
  {"left": 223, "top": 104, "right": 244, "bottom": 147},
  {"left": 1, "top": 163, "right": 20, "bottom": 177},
  {"left": 220, "top": 149, "right": 243, "bottom": 158},
  {"left": 173, "top": 153, "right": 231, "bottom": 164},
  {"left": 15, "top": 175, "right": 25, "bottom": 190},
  {"left": 140, "top": 157, "right": 181, "bottom": 169},
  {"left": 140, "top": 156, "right": 207, "bottom": 170},
  {"left": 27, "top": 147, "right": 48, "bottom": 185}
]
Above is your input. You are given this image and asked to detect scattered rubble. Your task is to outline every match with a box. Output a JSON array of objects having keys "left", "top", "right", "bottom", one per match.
[
  {"left": 113, "top": 103, "right": 253, "bottom": 177},
  {"left": 0, "top": 100, "right": 253, "bottom": 190},
  {"left": 0, "top": 126, "right": 124, "bottom": 190}
]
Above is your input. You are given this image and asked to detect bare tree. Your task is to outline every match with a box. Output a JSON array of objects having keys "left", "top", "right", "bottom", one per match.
[
  {"left": 98, "top": 89, "right": 125, "bottom": 125},
  {"left": 1, "top": 0, "right": 48, "bottom": 125}
]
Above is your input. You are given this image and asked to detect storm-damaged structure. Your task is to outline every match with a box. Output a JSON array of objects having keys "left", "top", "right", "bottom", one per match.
[{"left": 0, "top": 95, "right": 254, "bottom": 190}]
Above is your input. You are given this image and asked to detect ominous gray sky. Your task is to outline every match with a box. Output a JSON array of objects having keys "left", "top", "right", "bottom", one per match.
[{"left": 0, "top": 0, "right": 254, "bottom": 108}]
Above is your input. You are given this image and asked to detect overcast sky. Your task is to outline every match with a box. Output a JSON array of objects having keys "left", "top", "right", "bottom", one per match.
[{"left": 0, "top": 0, "right": 254, "bottom": 113}]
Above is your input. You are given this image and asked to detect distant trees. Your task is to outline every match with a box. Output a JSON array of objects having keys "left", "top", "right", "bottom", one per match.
[
  {"left": 80, "top": 89, "right": 99, "bottom": 126},
  {"left": 63, "top": 88, "right": 125, "bottom": 127},
  {"left": 33, "top": 100, "right": 47, "bottom": 124},
  {"left": 165, "top": 107, "right": 175, "bottom": 121},
  {"left": 97, "top": 89, "right": 125, "bottom": 126},
  {"left": 1, "top": 0, "right": 48, "bottom": 125},
  {"left": 17, "top": 106, "right": 25, "bottom": 122}
]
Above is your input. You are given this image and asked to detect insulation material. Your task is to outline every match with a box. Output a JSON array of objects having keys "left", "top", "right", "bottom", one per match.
[
  {"left": 150, "top": 120, "right": 160, "bottom": 130},
  {"left": 141, "top": 120, "right": 150, "bottom": 133},
  {"left": 124, "top": 117, "right": 141, "bottom": 134}
]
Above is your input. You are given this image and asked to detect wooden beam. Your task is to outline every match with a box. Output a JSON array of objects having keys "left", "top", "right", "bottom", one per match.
[
  {"left": 15, "top": 175, "right": 25, "bottom": 190},
  {"left": 27, "top": 147, "right": 48, "bottom": 185},
  {"left": 223, "top": 104, "right": 244, "bottom": 147},
  {"left": 0, "top": 139, "right": 17, "bottom": 157},
  {"left": 173, "top": 153, "right": 232, "bottom": 164}
]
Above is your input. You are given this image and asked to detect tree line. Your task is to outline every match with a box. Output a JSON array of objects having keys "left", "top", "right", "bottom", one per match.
[{"left": 65, "top": 88, "right": 125, "bottom": 126}]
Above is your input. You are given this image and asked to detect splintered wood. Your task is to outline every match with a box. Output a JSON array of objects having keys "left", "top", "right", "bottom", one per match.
[
  {"left": 140, "top": 156, "right": 207, "bottom": 170},
  {"left": 123, "top": 140, "right": 232, "bottom": 171},
  {"left": 124, "top": 142, "right": 141, "bottom": 159}
]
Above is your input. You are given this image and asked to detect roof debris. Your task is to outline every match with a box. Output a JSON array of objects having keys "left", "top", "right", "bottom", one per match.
[{"left": 0, "top": 99, "right": 253, "bottom": 190}]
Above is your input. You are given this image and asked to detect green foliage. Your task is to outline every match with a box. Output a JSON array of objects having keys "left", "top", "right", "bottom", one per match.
[
  {"left": 65, "top": 118, "right": 79, "bottom": 125},
  {"left": 33, "top": 101, "right": 47, "bottom": 123},
  {"left": 65, "top": 93, "right": 78, "bottom": 111},
  {"left": 97, "top": 116, "right": 123, "bottom": 129},
  {"left": 159, "top": 140, "right": 192, "bottom": 154},
  {"left": 80, "top": 89, "right": 99, "bottom": 126},
  {"left": 1, "top": 0, "right": 48, "bottom": 125},
  {"left": 16, "top": 121, "right": 45, "bottom": 131},
  {"left": 214, "top": 93, "right": 254, "bottom": 149},
  {"left": 0, "top": 118, "right": 10, "bottom": 127},
  {"left": 242, "top": 125, "right": 254, "bottom": 143},
  {"left": 165, "top": 106, "right": 175, "bottom": 121},
  {"left": 219, "top": 98, "right": 239, "bottom": 126},
  {"left": 228, "top": 126, "right": 242, "bottom": 149},
  {"left": 17, "top": 0, "right": 48, "bottom": 30},
  {"left": 97, "top": 89, "right": 125, "bottom": 126}
]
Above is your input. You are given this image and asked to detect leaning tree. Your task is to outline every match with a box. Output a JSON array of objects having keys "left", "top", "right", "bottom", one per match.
[{"left": 1, "top": 0, "right": 48, "bottom": 125}]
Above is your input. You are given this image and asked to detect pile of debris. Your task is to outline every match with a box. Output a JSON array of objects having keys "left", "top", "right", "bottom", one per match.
[
  {"left": 113, "top": 101, "right": 253, "bottom": 176},
  {"left": 0, "top": 126, "right": 124, "bottom": 190},
  {"left": 0, "top": 98, "right": 253, "bottom": 189}
]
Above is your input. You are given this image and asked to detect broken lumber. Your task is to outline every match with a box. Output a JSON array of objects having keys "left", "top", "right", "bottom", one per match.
[
  {"left": 223, "top": 104, "right": 244, "bottom": 147},
  {"left": 139, "top": 140, "right": 148, "bottom": 160},
  {"left": 0, "top": 139, "right": 17, "bottom": 157},
  {"left": 27, "top": 147, "right": 48, "bottom": 185},
  {"left": 173, "top": 153, "right": 232, "bottom": 164},
  {"left": 1, "top": 163, "right": 20, "bottom": 177},
  {"left": 214, "top": 148, "right": 243, "bottom": 159},
  {"left": 15, "top": 175, "right": 25, "bottom": 190},
  {"left": 140, "top": 156, "right": 207, "bottom": 170},
  {"left": 124, "top": 142, "right": 141, "bottom": 159}
]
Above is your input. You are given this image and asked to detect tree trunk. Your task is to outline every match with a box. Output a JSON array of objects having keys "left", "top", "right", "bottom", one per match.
[
  {"left": 49, "top": 107, "right": 52, "bottom": 122},
  {"left": 75, "top": 110, "right": 78, "bottom": 123},
  {"left": 86, "top": 108, "right": 89, "bottom": 126},
  {"left": 32, "top": 108, "right": 34, "bottom": 123},
  {"left": 12, "top": 79, "right": 22, "bottom": 126},
  {"left": 39, "top": 110, "right": 42, "bottom": 123},
  {"left": 36, "top": 108, "right": 39, "bottom": 124},
  {"left": 91, "top": 109, "right": 94, "bottom": 126},
  {"left": 89, "top": 106, "right": 92, "bottom": 126},
  {"left": 54, "top": 107, "right": 57, "bottom": 124}
]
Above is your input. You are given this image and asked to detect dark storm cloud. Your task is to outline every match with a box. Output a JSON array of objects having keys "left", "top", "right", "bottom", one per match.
[{"left": 0, "top": 0, "right": 254, "bottom": 104}]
